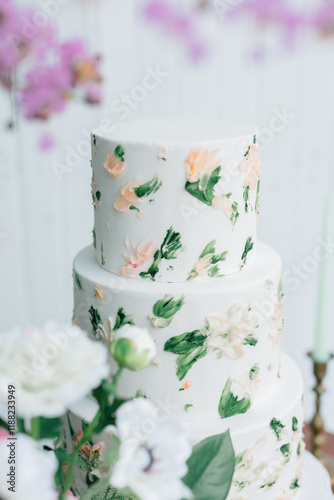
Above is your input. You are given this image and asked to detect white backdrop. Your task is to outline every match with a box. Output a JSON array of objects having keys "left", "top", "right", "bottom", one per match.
[{"left": 0, "top": 0, "right": 334, "bottom": 431}]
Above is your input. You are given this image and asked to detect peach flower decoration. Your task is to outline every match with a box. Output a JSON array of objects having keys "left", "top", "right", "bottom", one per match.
[
  {"left": 119, "top": 237, "right": 157, "bottom": 278},
  {"left": 185, "top": 147, "right": 220, "bottom": 183},
  {"left": 114, "top": 179, "right": 142, "bottom": 212},
  {"left": 182, "top": 380, "right": 192, "bottom": 390},
  {"left": 239, "top": 145, "right": 261, "bottom": 190},
  {"left": 94, "top": 285, "right": 104, "bottom": 301},
  {"left": 212, "top": 195, "right": 233, "bottom": 218},
  {"left": 104, "top": 151, "right": 126, "bottom": 177}
]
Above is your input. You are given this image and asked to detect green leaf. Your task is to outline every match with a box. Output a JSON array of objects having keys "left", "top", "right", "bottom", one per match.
[
  {"left": 161, "top": 227, "right": 183, "bottom": 260},
  {"left": 242, "top": 334, "right": 258, "bottom": 346},
  {"left": 185, "top": 404, "right": 193, "bottom": 412},
  {"left": 134, "top": 176, "right": 162, "bottom": 198},
  {"left": 199, "top": 240, "right": 216, "bottom": 258},
  {"left": 255, "top": 179, "right": 260, "bottom": 215},
  {"left": 114, "top": 307, "right": 134, "bottom": 331},
  {"left": 290, "top": 478, "right": 300, "bottom": 490},
  {"left": 36, "top": 417, "right": 63, "bottom": 440},
  {"left": 164, "top": 329, "right": 207, "bottom": 355},
  {"left": 183, "top": 430, "right": 235, "bottom": 500},
  {"left": 140, "top": 249, "right": 162, "bottom": 281},
  {"left": 241, "top": 236, "right": 254, "bottom": 267},
  {"left": 176, "top": 346, "right": 207, "bottom": 380},
  {"left": 244, "top": 145, "right": 250, "bottom": 157},
  {"left": 101, "top": 243, "right": 106, "bottom": 266},
  {"left": 292, "top": 416, "right": 298, "bottom": 432},
  {"left": 270, "top": 418, "right": 285, "bottom": 440},
  {"left": 278, "top": 278, "right": 284, "bottom": 301},
  {"left": 185, "top": 166, "right": 221, "bottom": 207},
  {"left": 230, "top": 202, "right": 239, "bottom": 227},
  {"left": 75, "top": 272, "right": 84, "bottom": 292},
  {"left": 54, "top": 447, "right": 71, "bottom": 487},
  {"left": 129, "top": 205, "right": 140, "bottom": 212},
  {"left": 243, "top": 185, "right": 250, "bottom": 214},
  {"left": 153, "top": 294, "right": 185, "bottom": 319},
  {"left": 89, "top": 306, "right": 102, "bottom": 337},
  {"left": 204, "top": 166, "right": 221, "bottom": 204},
  {"left": 280, "top": 443, "right": 291, "bottom": 461},
  {"left": 114, "top": 145, "right": 125, "bottom": 162},
  {"left": 218, "top": 378, "right": 251, "bottom": 419},
  {"left": 253, "top": 135, "right": 257, "bottom": 144},
  {"left": 92, "top": 227, "right": 96, "bottom": 249}
]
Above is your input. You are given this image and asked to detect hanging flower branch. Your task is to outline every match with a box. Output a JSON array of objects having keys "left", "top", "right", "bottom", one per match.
[
  {"left": 0, "top": 2, "right": 102, "bottom": 124},
  {"left": 143, "top": 0, "right": 209, "bottom": 62}
]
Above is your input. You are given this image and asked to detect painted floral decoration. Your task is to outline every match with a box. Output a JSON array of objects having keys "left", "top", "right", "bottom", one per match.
[
  {"left": 88, "top": 306, "right": 134, "bottom": 342},
  {"left": 91, "top": 178, "right": 101, "bottom": 208},
  {"left": 119, "top": 237, "right": 157, "bottom": 278},
  {"left": 239, "top": 136, "right": 260, "bottom": 190},
  {"left": 206, "top": 303, "right": 258, "bottom": 359},
  {"left": 185, "top": 147, "right": 239, "bottom": 225},
  {"left": 150, "top": 294, "right": 185, "bottom": 328},
  {"left": 104, "top": 145, "right": 126, "bottom": 177},
  {"left": 188, "top": 240, "right": 228, "bottom": 281},
  {"left": 233, "top": 436, "right": 267, "bottom": 491},
  {"left": 114, "top": 176, "right": 162, "bottom": 216}
]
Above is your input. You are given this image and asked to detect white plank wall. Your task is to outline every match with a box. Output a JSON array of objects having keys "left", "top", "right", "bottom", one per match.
[{"left": 0, "top": 0, "right": 334, "bottom": 431}]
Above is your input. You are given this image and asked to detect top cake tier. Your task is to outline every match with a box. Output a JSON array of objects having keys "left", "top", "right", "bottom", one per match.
[{"left": 91, "top": 118, "right": 260, "bottom": 282}]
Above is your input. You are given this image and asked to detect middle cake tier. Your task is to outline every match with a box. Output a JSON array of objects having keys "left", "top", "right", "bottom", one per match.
[{"left": 73, "top": 242, "right": 284, "bottom": 421}]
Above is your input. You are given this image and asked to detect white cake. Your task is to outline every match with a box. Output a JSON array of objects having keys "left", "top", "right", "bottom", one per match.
[{"left": 72, "top": 118, "right": 305, "bottom": 499}]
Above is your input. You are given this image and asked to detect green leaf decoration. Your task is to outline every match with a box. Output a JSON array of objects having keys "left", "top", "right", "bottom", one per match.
[
  {"left": 230, "top": 201, "right": 239, "bottom": 227},
  {"left": 253, "top": 134, "right": 257, "bottom": 144},
  {"left": 255, "top": 179, "right": 260, "bottom": 215},
  {"left": 241, "top": 236, "right": 254, "bottom": 267},
  {"left": 134, "top": 176, "right": 162, "bottom": 198},
  {"left": 185, "top": 166, "right": 221, "bottom": 207},
  {"left": 244, "top": 145, "right": 250, "bottom": 157},
  {"left": 114, "top": 145, "right": 125, "bottom": 162},
  {"left": 249, "top": 364, "right": 259, "bottom": 381},
  {"left": 290, "top": 478, "right": 300, "bottom": 490},
  {"left": 176, "top": 346, "right": 207, "bottom": 381},
  {"left": 183, "top": 430, "right": 235, "bottom": 500},
  {"left": 164, "top": 329, "right": 208, "bottom": 380},
  {"left": 114, "top": 307, "right": 134, "bottom": 331},
  {"left": 200, "top": 240, "right": 217, "bottom": 258},
  {"left": 140, "top": 227, "right": 184, "bottom": 281},
  {"left": 243, "top": 185, "right": 250, "bottom": 214},
  {"left": 292, "top": 416, "right": 298, "bottom": 432},
  {"left": 242, "top": 334, "right": 258, "bottom": 346},
  {"left": 75, "top": 272, "right": 84, "bottom": 292},
  {"left": 185, "top": 404, "right": 194, "bottom": 412},
  {"left": 92, "top": 226, "right": 96, "bottom": 249},
  {"left": 92, "top": 134, "right": 97, "bottom": 148},
  {"left": 218, "top": 378, "right": 251, "bottom": 419},
  {"left": 297, "top": 441, "right": 302, "bottom": 456},
  {"left": 188, "top": 240, "right": 228, "bottom": 281},
  {"left": 280, "top": 443, "right": 291, "bottom": 462},
  {"left": 153, "top": 294, "right": 185, "bottom": 320},
  {"left": 129, "top": 205, "right": 140, "bottom": 212},
  {"left": 270, "top": 418, "right": 285, "bottom": 440},
  {"left": 101, "top": 243, "right": 106, "bottom": 266},
  {"left": 89, "top": 306, "right": 102, "bottom": 337}
]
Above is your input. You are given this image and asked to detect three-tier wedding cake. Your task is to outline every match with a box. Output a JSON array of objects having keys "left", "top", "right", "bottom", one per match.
[{"left": 72, "top": 118, "right": 305, "bottom": 499}]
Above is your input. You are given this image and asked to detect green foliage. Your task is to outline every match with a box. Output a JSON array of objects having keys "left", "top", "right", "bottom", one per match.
[
  {"left": 241, "top": 236, "right": 254, "bottom": 267},
  {"left": 93, "top": 227, "right": 96, "bottom": 249},
  {"left": 270, "top": 418, "right": 285, "bottom": 440},
  {"left": 292, "top": 416, "right": 298, "bottom": 432},
  {"left": 153, "top": 294, "right": 185, "bottom": 320},
  {"left": 89, "top": 306, "right": 102, "bottom": 337},
  {"left": 185, "top": 166, "right": 221, "bottom": 206},
  {"left": 134, "top": 176, "right": 162, "bottom": 198},
  {"left": 114, "top": 307, "right": 134, "bottom": 331},
  {"left": 280, "top": 443, "right": 291, "bottom": 462},
  {"left": 242, "top": 334, "right": 258, "bottom": 346},
  {"left": 230, "top": 201, "right": 239, "bottom": 227},
  {"left": 101, "top": 244, "right": 106, "bottom": 266},
  {"left": 188, "top": 240, "right": 228, "bottom": 281},
  {"left": 218, "top": 378, "right": 251, "bottom": 419},
  {"left": 249, "top": 364, "right": 259, "bottom": 381},
  {"left": 140, "top": 227, "right": 184, "bottom": 280},
  {"left": 164, "top": 329, "right": 208, "bottom": 380},
  {"left": 75, "top": 272, "right": 84, "bottom": 292},
  {"left": 114, "top": 145, "right": 125, "bottom": 162},
  {"left": 255, "top": 179, "right": 260, "bottom": 215},
  {"left": 243, "top": 185, "right": 250, "bottom": 213},
  {"left": 290, "top": 478, "right": 300, "bottom": 490},
  {"left": 183, "top": 430, "right": 235, "bottom": 500}
]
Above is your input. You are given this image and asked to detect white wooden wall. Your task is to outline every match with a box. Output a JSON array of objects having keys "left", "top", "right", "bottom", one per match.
[{"left": 1, "top": 0, "right": 334, "bottom": 431}]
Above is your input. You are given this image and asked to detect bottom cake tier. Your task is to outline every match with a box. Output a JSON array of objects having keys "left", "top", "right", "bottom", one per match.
[{"left": 67, "top": 353, "right": 305, "bottom": 500}]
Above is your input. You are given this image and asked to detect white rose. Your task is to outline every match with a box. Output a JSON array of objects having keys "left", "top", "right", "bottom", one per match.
[
  {"left": 110, "top": 324, "right": 156, "bottom": 371},
  {"left": 0, "top": 322, "right": 110, "bottom": 419},
  {"left": 110, "top": 399, "right": 192, "bottom": 500},
  {"left": 0, "top": 431, "right": 57, "bottom": 500}
]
